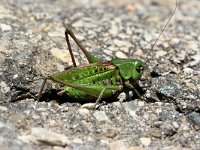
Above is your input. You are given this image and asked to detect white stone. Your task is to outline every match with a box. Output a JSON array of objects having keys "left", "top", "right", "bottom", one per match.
[
  {"left": 155, "top": 50, "right": 167, "bottom": 58},
  {"left": 73, "top": 138, "right": 83, "bottom": 144},
  {"left": 140, "top": 137, "right": 151, "bottom": 147},
  {"left": 13, "top": 74, "right": 18, "bottom": 79},
  {"left": 117, "top": 92, "right": 126, "bottom": 102},
  {"left": 0, "top": 81, "right": 10, "bottom": 93},
  {"left": 183, "top": 68, "right": 194, "bottom": 74},
  {"left": 109, "top": 22, "right": 118, "bottom": 35},
  {"left": 172, "top": 122, "right": 179, "bottom": 129},
  {"left": 116, "top": 51, "right": 128, "bottom": 58},
  {"left": 19, "top": 127, "right": 70, "bottom": 146},
  {"left": 133, "top": 49, "right": 144, "bottom": 56},
  {"left": 138, "top": 101, "right": 145, "bottom": 107},
  {"left": 109, "top": 141, "right": 127, "bottom": 150},
  {"left": 113, "top": 39, "right": 127, "bottom": 47},
  {"left": 81, "top": 103, "right": 99, "bottom": 109},
  {"left": 1, "top": 23, "right": 12, "bottom": 32},
  {"left": 186, "top": 41, "right": 198, "bottom": 51},
  {"left": 78, "top": 108, "right": 90, "bottom": 116},
  {"left": 144, "top": 34, "right": 152, "bottom": 42},
  {"left": 123, "top": 102, "right": 139, "bottom": 117},
  {"left": 50, "top": 48, "right": 71, "bottom": 63},
  {"left": 0, "top": 106, "right": 8, "bottom": 111},
  {"left": 93, "top": 111, "right": 112, "bottom": 123}
]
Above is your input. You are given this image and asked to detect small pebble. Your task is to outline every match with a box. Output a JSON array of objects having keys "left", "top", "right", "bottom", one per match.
[
  {"left": 13, "top": 74, "right": 18, "bottom": 79},
  {"left": 172, "top": 122, "right": 179, "bottom": 129},
  {"left": 0, "top": 106, "right": 8, "bottom": 112},
  {"left": 73, "top": 138, "right": 83, "bottom": 144},
  {"left": 144, "top": 34, "right": 152, "bottom": 42},
  {"left": 155, "top": 50, "right": 167, "bottom": 58},
  {"left": 50, "top": 48, "right": 71, "bottom": 63},
  {"left": 109, "top": 141, "right": 127, "bottom": 150},
  {"left": 78, "top": 108, "right": 90, "bottom": 116},
  {"left": 113, "top": 39, "right": 128, "bottom": 47},
  {"left": 186, "top": 41, "right": 198, "bottom": 51},
  {"left": 123, "top": 102, "right": 139, "bottom": 117},
  {"left": 126, "top": 4, "right": 135, "bottom": 13},
  {"left": 128, "top": 146, "right": 144, "bottom": 150},
  {"left": 117, "top": 92, "right": 126, "bottom": 102},
  {"left": 81, "top": 103, "right": 99, "bottom": 109},
  {"left": 19, "top": 127, "right": 70, "bottom": 146},
  {"left": 0, "top": 81, "right": 10, "bottom": 93},
  {"left": 153, "top": 121, "right": 163, "bottom": 127},
  {"left": 0, "top": 23, "right": 12, "bottom": 32},
  {"left": 183, "top": 68, "right": 194, "bottom": 74},
  {"left": 0, "top": 121, "right": 6, "bottom": 128},
  {"left": 139, "top": 137, "right": 151, "bottom": 147},
  {"left": 138, "top": 101, "right": 145, "bottom": 107},
  {"left": 93, "top": 111, "right": 112, "bottom": 124},
  {"left": 116, "top": 51, "right": 128, "bottom": 58},
  {"left": 133, "top": 49, "right": 143, "bottom": 56},
  {"left": 187, "top": 112, "right": 200, "bottom": 129}
]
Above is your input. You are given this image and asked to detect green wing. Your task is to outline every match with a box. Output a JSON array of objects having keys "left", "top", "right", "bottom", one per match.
[{"left": 50, "top": 61, "right": 122, "bottom": 100}]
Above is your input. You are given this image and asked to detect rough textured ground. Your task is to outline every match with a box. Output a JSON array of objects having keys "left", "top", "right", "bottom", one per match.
[{"left": 0, "top": 0, "right": 200, "bottom": 149}]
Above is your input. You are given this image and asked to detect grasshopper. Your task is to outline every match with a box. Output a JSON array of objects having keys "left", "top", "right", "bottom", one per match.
[{"left": 37, "top": 0, "right": 177, "bottom": 107}]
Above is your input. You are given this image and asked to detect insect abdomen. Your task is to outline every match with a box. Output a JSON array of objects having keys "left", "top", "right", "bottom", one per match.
[{"left": 51, "top": 62, "right": 122, "bottom": 100}]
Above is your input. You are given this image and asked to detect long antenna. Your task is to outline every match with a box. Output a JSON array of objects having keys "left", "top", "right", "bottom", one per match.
[{"left": 144, "top": 0, "right": 178, "bottom": 65}]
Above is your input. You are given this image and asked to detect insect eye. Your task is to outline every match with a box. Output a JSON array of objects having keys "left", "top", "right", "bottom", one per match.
[{"left": 136, "top": 66, "right": 144, "bottom": 73}]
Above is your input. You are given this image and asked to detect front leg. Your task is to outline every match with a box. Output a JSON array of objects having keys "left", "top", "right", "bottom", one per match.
[{"left": 124, "top": 80, "right": 142, "bottom": 98}]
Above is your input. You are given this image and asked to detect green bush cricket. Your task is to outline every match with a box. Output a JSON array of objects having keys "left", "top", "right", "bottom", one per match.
[{"left": 37, "top": 0, "right": 177, "bottom": 107}]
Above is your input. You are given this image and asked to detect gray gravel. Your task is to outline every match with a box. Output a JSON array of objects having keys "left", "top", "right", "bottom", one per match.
[{"left": 0, "top": 0, "right": 200, "bottom": 149}]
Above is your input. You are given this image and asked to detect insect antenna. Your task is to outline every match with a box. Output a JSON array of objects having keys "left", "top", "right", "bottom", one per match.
[{"left": 144, "top": 0, "right": 178, "bottom": 66}]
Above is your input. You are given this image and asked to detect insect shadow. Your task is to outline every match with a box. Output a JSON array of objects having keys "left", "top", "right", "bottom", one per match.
[{"left": 38, "top": 81, "right": 145, "bottom": 105}]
